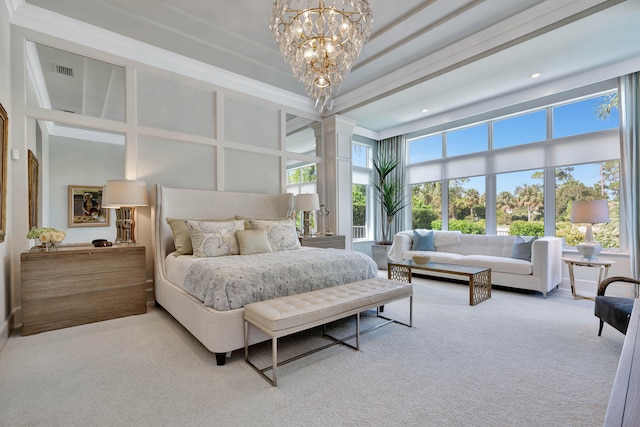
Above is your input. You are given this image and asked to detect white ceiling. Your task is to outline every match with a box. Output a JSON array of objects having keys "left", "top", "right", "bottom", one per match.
[{"left": 16, "top": 0, "right": 640, "bottom": 136}]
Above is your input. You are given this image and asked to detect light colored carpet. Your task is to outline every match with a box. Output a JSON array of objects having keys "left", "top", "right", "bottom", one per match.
[{"left": 0, "top": 275, "right": 625, "bottom": 427}]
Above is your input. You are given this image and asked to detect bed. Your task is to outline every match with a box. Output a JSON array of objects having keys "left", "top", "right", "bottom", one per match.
[{"left": 151, "top": 185, "right": 378, "bottom": 365}]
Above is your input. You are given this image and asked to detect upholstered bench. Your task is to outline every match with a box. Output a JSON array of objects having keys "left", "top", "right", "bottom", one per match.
[{"left": 244, "top": 277, "right": 413, "bottom": 386}]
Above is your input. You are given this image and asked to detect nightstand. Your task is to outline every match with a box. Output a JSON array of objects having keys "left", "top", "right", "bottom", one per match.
[
  {"left": 20, "top": 245, "right": 147, "bottom": 335},
  {"left": 562, "top": 256, "right": 615, "bottom": 300},
  {"left": 299, "top": 235, "right": 346, "bottom": 249}
]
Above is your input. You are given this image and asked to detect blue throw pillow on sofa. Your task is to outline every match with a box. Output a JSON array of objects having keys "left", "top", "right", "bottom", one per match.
[
  {"left": 412, "top": 230, "right": 435, "bottom": 251},
  {"left": 511, "top": 236, "right": 538, "bottom": 261}
]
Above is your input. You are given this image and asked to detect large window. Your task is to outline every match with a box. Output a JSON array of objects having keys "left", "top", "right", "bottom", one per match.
[
  {"left": 553, "top": 94, "right": 619, "bottom": 138},
  {"left": 493, "top": 111, "right": 546, "bottom": 149},
  {"left": 555, "top": 162, "right": 619, "bottom": 248},
  {"left": 446, "top": 123, "right": 488, "bottom": 157},
  {"left": 411, "top": 181, "right": 442, "bottom": 229},
  {"left": 409, "top": 134, "right": 442, "bottom": 163},
  {"left": 352, "top": 184, "right": 368, "bottom": 239},
  {"left": 448, "top": 176, "right": 486, "bottom": 234},
  {"left": 406, "top": 89, "right": 622, "bottom": 250},
  {"left": 287, "top": 161, "right": 317, "bottom": 233},
  {"left": 496, "top": 169, "right": 544, "bottom": 235},
  {"left": 352, "top": 142, "right": 373, "bottom": 241}
]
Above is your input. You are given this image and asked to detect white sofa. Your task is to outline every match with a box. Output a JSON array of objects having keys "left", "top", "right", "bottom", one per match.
[{"left": 388, "top": 230, "right": 563, "bottom": 297}]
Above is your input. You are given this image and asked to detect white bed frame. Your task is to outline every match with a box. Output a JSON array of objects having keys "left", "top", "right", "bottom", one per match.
[{"left": 151, "top": 185, "right": 294, "bottom": 365}]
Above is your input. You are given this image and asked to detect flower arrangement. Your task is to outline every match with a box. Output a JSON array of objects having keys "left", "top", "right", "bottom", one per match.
[{"left": 26, "top": 227, "right": 66, "bottom": 246}]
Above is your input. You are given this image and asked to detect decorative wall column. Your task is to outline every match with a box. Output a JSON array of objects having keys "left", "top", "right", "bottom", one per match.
[{"left": 322, "top": 115, "right": 356, "bottom": 249}]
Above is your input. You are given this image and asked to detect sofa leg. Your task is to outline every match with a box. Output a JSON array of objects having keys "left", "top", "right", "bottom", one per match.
[
  {"left": 215, "top": 352, "right": 226, "bottom": 366},
  {"left": 598, "top": 320, "right": 604, "bottom": 337}
]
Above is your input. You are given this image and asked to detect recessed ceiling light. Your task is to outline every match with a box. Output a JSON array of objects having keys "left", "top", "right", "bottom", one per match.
[
  {"left": 530, "top": 73, "right": 541, "bottom": 79},
  {"left": 421, "top": 108, "right": 429, "bottom": 113}
]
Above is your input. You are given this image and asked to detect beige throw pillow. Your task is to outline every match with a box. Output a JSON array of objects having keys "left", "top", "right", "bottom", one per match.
[
  {"left": 236, "top": 229, "right": 273, "bottom": 255},
  {"left": 248, "top": 219, "right": 301, "bottom": 251},
  {"left": 185, "top": 220, "right": 245, "bottom": 257},
  {"left": 236, "top": 215, "right": 292, "bottom": 230}
]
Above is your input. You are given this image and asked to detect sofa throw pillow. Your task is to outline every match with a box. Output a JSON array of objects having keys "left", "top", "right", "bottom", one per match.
[
  {"left": 249, "top": 219, "right": 301, "bottom": 251},
  {"left": 511, "top": 236, "right": 538, "bottom": 261},
  {"left": 236, "top": 229, "right": 273, "bottom": 255},
  {"left": 185, "top": 220, "right": 245, "bottom": 257},
  {"left": 166, "top": 217, "right": 236, "bottom": 256},
  {"left": 412, "top": 229, "right": 435, "bottom": 251}
]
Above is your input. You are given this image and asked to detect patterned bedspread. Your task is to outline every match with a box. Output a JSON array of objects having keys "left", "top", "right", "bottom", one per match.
[{"left": 181, "top": 248, "right": 378, "bottom": 311}]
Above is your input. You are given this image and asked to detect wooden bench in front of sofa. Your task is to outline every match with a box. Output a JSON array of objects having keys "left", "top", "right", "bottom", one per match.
[{"left": 243, "top": 277, "right": 413, "bottom": 386}]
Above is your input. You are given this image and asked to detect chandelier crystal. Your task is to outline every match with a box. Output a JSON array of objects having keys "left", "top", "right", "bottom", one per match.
[{"left": 270, "top": 0, "right": 373, "bottom": 112}]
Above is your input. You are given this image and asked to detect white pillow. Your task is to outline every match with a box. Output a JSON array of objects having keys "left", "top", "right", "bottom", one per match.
[
  {"left": 185, "top": 220, "right": 245, "bottom": 257},
  {"left": 236, "top": 229, "right": 273, "bottom": 255},
  {"left": 248, "top": 219, "right": 301, "bottom": 251}
]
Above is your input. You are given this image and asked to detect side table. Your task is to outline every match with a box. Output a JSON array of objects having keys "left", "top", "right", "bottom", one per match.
[{"left": 562, "top": 256, "right": 615, "bottom": 300}]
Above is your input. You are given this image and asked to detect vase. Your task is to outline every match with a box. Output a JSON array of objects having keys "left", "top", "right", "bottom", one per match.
[
  {"left": 371, "top": 243, "right": 391, "bottom": 270},
  {"left": 39, "top": 241, "right": 60, "bottom": 251}
]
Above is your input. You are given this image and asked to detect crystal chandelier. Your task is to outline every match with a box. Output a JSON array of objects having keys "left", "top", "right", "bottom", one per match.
[{"left": 270, "top": 0, "right": 373, "bottom": 112}]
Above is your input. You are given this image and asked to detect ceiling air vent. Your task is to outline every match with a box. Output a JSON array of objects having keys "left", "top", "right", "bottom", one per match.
[{"left": 54, "top": 64, "right": 74, "bottom": 77}]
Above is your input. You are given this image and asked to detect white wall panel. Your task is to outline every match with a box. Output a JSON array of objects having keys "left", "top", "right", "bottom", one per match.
[
  {"left": 224, "top": 96, "right": 279, "bottom": 149},
  {"left": 137, "top": 72, "right": 215, "bottom": 138},
  {"left": 224, "top": 148, "right": 280, "bottom": 194},
  {"left": 137, "top": 135, "right": 216, "bottom": 190}
]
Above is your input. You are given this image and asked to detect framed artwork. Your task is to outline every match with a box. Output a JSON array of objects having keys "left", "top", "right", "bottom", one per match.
[
  {"left": 28, "top": 150, "right": 39, "bottom": 230},
  {"left": 68, "top": 185, "right": 110, "bottom": 227},
  {"left": 0, "top": 102, "right": 7, "bottom": 242}
]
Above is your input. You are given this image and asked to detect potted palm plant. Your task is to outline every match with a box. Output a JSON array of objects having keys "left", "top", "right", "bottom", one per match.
[{"left": 371, "top": 150, "right": 407, "bottom": 269}]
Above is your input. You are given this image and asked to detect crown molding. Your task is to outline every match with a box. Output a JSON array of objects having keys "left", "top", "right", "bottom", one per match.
[{"left": 10, "top": 2, "right": 316, "bottom": 115}]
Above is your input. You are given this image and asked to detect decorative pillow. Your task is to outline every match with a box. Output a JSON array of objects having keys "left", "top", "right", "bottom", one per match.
[
  {"left": 248, "top": 219, "right": 301, "bottom": 251},
  {"left": 185, "top": 220, "right": 245, "bottom": 257},
  {"left": 236, "top": 230, "right": 273, "bottom": 255},
  {"left": 166, "top": 217, "right": 234, "bottom": 255},
  {"left": 511, "top": 236, "right": 538, "bottom": 261},
  {"left": 237, "top": 215, "right": 292, "bottom": 230},
  {"left": 412, "top": 229, "right": 435, "bottom": 251}
]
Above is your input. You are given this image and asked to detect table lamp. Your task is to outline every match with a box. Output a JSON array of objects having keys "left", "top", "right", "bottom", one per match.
[
  {"left": 570, "top": 199, "right": 610, "bottom": 261},
  {"left": 102, "top": 180, "right": 148, "bottom": 244},
  {"left": 295, "top": 193, "right": 320, "bottom": 237}
]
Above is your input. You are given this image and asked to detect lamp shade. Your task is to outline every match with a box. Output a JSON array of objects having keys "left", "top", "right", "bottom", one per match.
[
  {"left": 102, "top": 180, "right": 148, "bottom": 207},
  {"left": 570, "top": 199, "right": 610, "bottom": 224},
  {"left": 295, "top": 193, "right": 320, "bottom": 211}
]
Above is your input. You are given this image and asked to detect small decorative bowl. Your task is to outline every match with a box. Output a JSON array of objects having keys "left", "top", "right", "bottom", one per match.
[{"left": 412, "top": 255, "right": 431, "bottom": 264}]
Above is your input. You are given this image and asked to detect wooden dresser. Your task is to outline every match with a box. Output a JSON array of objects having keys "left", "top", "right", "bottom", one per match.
[
  {"left": 20, "top": 245, "right": 147, "bottom": 335},
  {"left": 299, "top": 235, "right": 346, "bottom": 249}
]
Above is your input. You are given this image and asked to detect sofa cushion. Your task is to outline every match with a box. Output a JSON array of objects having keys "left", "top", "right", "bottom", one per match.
[
  {"left": 456, "top": 234, "right": 517, "bottom": 257},
  {"left": 433, "top": 230, "right": 461, "bottom": 248},
  {"left": 511, "top": 236, "right": 538, "bottom": 261},
  {"left": 458, "top": 255, "right": 533, "bottom": 275},
  {"left": 406, "top": 250, "right": 465, "bottom": 265},
  {"left": 412, "top": 230, "right": 435, "bottom": 251}
]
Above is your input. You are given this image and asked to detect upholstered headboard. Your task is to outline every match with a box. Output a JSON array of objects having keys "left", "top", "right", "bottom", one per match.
[{"left": 151, "top": 185, "right": 294, "bottom": 277}]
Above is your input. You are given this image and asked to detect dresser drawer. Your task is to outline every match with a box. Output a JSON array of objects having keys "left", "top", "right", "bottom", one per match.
[{"left": 299, "top": 235, "right": 346, "bottom": 249}]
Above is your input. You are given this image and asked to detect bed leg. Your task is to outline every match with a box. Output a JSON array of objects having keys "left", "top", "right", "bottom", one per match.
[{"left": 215, "top": 353, "right": 226, "bottom": 366}]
